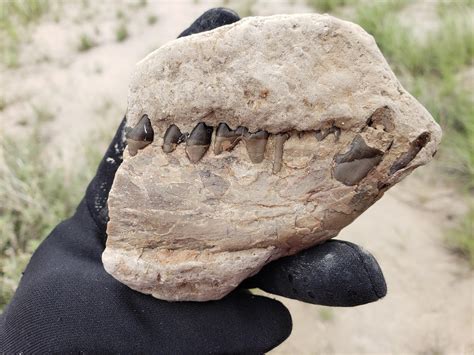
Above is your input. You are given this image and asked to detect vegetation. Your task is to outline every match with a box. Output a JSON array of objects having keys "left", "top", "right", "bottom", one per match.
[
  {"left": 147, "top": 14, "right": 158, "bottom": 25},
  {"left": 356, "top": 1, "right": 473, "bottom": 263},
  {"left": 306, "top": 0, "right": 356, "bottom": 12},
  {"left": 318, "top": 306, "right": 334, "bottom": 321},
  {"left": 0, "top": 0, "right": 51, "bottom": 67},
  {"left": 0, "top": 119, "right": 103, "bottom": 310},
  {"left": 77, "top": 33, "right": 96, "bottom": 52},
  {"left": 116, "top": 23, "right": 129, "bottom": 42},
  {"left": 446, "top": 206, "right": 474, "bottom": 266}
]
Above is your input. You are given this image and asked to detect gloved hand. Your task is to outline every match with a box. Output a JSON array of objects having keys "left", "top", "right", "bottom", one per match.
[{"left": 0, "top": 8, "right": 386, "bottom": 354}]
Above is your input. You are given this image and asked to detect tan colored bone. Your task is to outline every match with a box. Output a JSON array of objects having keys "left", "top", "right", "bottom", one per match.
[{"left": 103, "top": 14, "right": 441, "bottom": 302}]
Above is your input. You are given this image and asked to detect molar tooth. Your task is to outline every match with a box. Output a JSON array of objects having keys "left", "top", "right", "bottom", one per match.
[
  {"left": 273, "top": 133, "right": 290, "bottom": 174},
  {"left": 185, "top": 122, "right": 213, "bottom": 163},
  {"left": 331, "top": 127, "right": 341, "bottom": 142},
  {"left": 244, "top": 130, "right": 269, "bottom": 163},
  {"left": 162, "top": 124, "right": 184, "bottom": 153},
  {"left": 126, "top": 114, "right": 154, "bottom": 156},
  {"left": 333, "top": 135, "right": 383, "bottom": 185},
  {"left": 214, "top": 123, "right": 242, "bottom": 155},
  {"left": 315, "top": 128, "right": 329, "bottom": 141},
  {"left": 235, "top": 126, "right": 249, "bottom": 136}
]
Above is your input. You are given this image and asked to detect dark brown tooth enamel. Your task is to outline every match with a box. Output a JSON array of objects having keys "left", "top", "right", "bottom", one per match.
[
  {"left": 214, "top": 123, "right": 242, "bottom": 155},
  {"left": 244, "top": 130, "right": 269, "bottom": 163},
  {"left": 333, "top": 135, "right": 383, "bottom": 185},
  {"left": 162, "top": 124, "right": 185, "bottom": 153},
  {"left": 315, "top": 128, "right": 329, "bottom": 141},
  {"left": 126, "top": 114, "right": 154, "bottom": 156},
  {"left": 272, "top": 133, "right": 289, "bottom": 174},
  {"left": 185, "top": 122, "right": 213, "bottom": 163},
  {"left": 316, "top": 127, "right": 341, "bottom": 142}
]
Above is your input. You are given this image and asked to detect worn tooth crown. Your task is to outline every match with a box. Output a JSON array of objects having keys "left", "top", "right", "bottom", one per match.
[
  {"left": 244, "top": 130, "right": 269, "bottom": 163},
  {"left": 126, "top": 114, "right": 154, "bottom": 156},
  {"left": 333, "top": 135, "right": 384, "bottom": 186},
  {"left": 214, "top": 123, "right": 244, "bottom": 155},
  {"left": 273, "top": 133, "right": 290, "bottom": 174},
  {"left": 186, "top": 122, "right": 213, "bottom": 163},
  {"left": 163, "top": 124, "right": 183, "bottom": 153}
]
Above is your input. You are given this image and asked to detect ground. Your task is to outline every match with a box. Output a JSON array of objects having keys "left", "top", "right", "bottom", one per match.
[{"left": 0, "top": 0, "right": 472, "bottom": 353}]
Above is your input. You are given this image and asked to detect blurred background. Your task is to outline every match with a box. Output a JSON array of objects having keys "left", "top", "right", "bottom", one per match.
[{"left": 0, "top": 0, "right": 472, "bottom": 353}]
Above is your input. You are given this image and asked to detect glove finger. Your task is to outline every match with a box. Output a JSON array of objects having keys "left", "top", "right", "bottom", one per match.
[
  {"left": 242, "top": 240, "right": 387, "bottom": 307},
  {"left": 178, "top": 7, "right": 240, "bottom": 38},
  {"left": 134, "top": 291, "right": 292, "bottom": 354}
]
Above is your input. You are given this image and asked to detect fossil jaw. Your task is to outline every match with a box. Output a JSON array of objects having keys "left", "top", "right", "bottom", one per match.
[{"left": 105, "top": 13, "right": 442, "bottom": 302}]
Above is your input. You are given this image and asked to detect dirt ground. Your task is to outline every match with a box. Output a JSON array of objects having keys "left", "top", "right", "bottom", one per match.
[{"left": 1, "top": 0, "right": 473, "bottom": 354}]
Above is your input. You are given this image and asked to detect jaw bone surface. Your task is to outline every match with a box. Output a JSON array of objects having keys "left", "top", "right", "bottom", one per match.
[{"left": 104, "top": 14, "right": 442, "bottom": 302}]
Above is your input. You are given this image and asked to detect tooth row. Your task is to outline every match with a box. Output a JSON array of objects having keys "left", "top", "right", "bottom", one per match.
[
  {"left": 125, "top": 117, "right": 343, "bottom": 174},
  {"left": 159, "top": 121, "right": 272, "bottom": 166}
]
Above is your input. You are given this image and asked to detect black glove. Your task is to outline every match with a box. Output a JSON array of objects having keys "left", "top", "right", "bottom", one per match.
[{"left": 0, "top": 8, "right": 386, "bottom": 354}]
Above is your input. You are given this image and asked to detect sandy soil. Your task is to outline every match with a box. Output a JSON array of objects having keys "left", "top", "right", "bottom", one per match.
[{"left": 1, "top": 0, "right": 472, "bottom": 354}]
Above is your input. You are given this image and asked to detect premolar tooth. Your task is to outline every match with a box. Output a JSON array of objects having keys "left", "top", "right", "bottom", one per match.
[
  {"left": 244, "top": 130, "right": 269, "bottom": 163},
  {"left": 126, "top": 114, "right": 154, "bottom": 156},
  {"left": 315, "top": 128, "right": 329, "bottom": 141},
  {"left": 273, "top": 133, "right": 289, "bottom": 174},
  {"left": 185, "top": 122, "right": 213, "bottom": 163},
  {"left": 162, "top": 124, "right": 185, "bottom": 153},
  {"left": 214, "top": 123, "right": 242, "bottom": 155},
  {"left": 331, "top": 127, "right": 341, "bottom": 142}
]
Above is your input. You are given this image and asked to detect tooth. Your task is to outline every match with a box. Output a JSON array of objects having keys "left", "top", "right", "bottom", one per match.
[
  {"left": 315, "top": 128, "right": 329, "bottom": 141},
  {"left": 333, "top": 135, "right": 383, "bottom": 185},
  {"left": 126, "top": 114, "right": 154, "bottom": 156},
  {"left": 162, "top": 124, "right": 185, "bottom": 153},
  {"left": 272, "top": 133, "right": 290, "bottom": 173},
  {"left": 214, "top": 123, "right": 241, "bottom": 155},
  {"left": 331, "top": 127, "right": 341, "bottom": 142},
  {"left": 244, "top": 130, "right": 269, "bottom": 163},
  {"left": 185, "top": 122, "right": 213, "bottom": 163}
]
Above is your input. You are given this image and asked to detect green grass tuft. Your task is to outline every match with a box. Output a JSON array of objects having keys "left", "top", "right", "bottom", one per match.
[
  {"left": 115, "top": 23, "right": 129, "bottom": 42},
  {"left": 147, "top": 14, "right": 157, "bottom": 25},
  {"left": 0, "top": 0, "right": 51, "bottom": 67},
  {"left": 446, "top": 206, "right": 474, "bottom": 267},
  {"left": 318, "top": 307, "right": 335, "bottom": 321},
  {"left": 306, "top": 0, "right": 358, "bottom": 12},
  {"left": 77, "top": 33, "right": 95, "bottom": 52}
]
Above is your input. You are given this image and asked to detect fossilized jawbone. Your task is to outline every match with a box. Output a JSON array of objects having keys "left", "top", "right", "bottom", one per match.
[{"left": 102, "top": 14, "right": 441, "bottom": 301}]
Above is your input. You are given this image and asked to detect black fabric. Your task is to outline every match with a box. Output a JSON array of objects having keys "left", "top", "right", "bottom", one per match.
[
  {"left": 243, "top": 240, "right": 387, "bottom": 306},
  {"left": 0, "top": 8, "right": 387, "bottom": 354}
]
